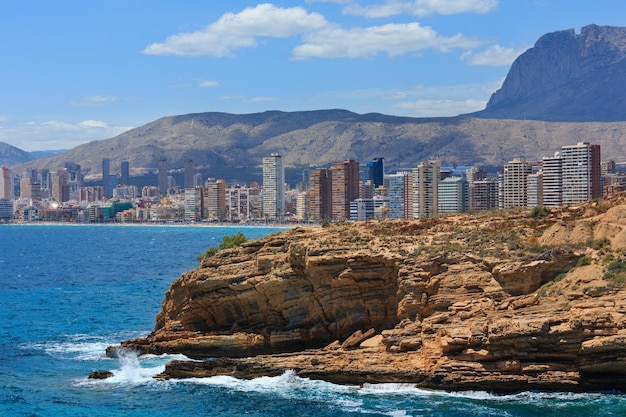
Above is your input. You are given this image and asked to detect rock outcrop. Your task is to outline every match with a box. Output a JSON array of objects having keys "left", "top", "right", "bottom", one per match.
[{"left": 111, "top": 194, "right": 626, "bottom": 393}]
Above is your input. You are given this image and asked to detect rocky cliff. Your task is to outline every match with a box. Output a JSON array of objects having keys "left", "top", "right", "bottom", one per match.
[
  {"left": 111, "top": 195, "right": 626, "bottom": 392},
  {"left": 476, "top": 25, "right": 626, "bottom": 122}
]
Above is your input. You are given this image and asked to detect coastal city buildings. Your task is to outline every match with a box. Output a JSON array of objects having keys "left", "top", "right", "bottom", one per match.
[{"left": 1, "top": 141, "right": 621, "bottom": 224}]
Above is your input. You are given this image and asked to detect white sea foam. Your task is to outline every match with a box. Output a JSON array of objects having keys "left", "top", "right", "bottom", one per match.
[
  {"left": 23, "top": 332, "right": 150, "bottom": 361},
  {"left": 78, "top": 350, "right": 190, "bottom": 388}
]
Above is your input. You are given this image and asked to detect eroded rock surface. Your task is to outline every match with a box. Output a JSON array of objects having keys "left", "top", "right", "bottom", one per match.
[{"left": 111, "top": 194, "right": 626, "bottom": 392}]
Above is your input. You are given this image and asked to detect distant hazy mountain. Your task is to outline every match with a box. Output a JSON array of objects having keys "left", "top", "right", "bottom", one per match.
[
  {"left": 0, "top": 142, "right": 34, "bottom": 166},
  {"left": 474, "top": 25, "right": 626, "bottom": 121},
  {"left": 14, "top": 110, "right": 626, "bottom": 181},
  {"left": 29, "top": 149, "right": 69, "bottom": 159}
]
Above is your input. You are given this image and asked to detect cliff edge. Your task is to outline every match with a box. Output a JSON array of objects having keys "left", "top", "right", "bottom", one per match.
[{"left": 111, "top": 194, "right": 626, "bottom": 392}]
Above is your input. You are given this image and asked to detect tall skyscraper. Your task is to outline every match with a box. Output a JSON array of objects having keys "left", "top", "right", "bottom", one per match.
[
  {"left": 51, "top": 169, "right": 70, "bottom": 202},
  {"left": 262, "top": 154, "right": 284, "bottom": 220},
  {"left": 412, "top": 161, "right": 439, "bottom": 218},
  {"left": 120, "top": 160, "right": 130, "bottom": 185},
  {"left": 102, "top": 158, "right": 112, "bottom": 197},
  {"left": 331, "top": 160, "right": 359, "bottom": 222},
  {"left": 158, "top": 158, "right": 168, "bottom": 195},
  {"left": 560, "top": 142, "right": 601, "bottom": 204},
  {"left": 502, "top": 158, "right": 532, "bottom": 209},
  {"left": 527, "top": 171, "right": 544, "bottom": 207},
  {"left": 184, "top": 159, "right": 194, "bottom": 189},
  {"left": 367, "top": 157, "right": 385, "bottom": 188},
  {"left": 0, "top": 166, "right": 12, "bottom": 199},
  {"left": 204, "top": 180, "right": 227, "bottom": 220},
  {"left": 542, "top": 153, "right": 563, "bottom": 207},
  {"left": 308, "top": 168, "right": 332, "bottom": 221}
]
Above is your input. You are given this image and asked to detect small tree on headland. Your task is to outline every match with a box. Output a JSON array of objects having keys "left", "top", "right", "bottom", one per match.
[{"left": 197, "top": 232, "right": 247, "bottom": 261}]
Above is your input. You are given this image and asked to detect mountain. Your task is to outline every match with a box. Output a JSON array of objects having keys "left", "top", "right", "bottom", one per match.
[
  {"left": 0, "top": 141, "right": 34, "bottom": 166},
  {"left": 29, "top": 149, "right": 69, "bottom": 159},
  {"left": 474, "top": 25, "right": 626, "bottom": 121},
  {"left": 13, "top": 111, "right": 626, "bottom": 182}
]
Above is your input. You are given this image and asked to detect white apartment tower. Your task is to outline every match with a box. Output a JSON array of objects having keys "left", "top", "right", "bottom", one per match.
[
  {"left": 560, "top": 142, "right": 601, "bottom": 205},
  {"left": 542, "top": 154, "right": 563, "bottom": 207},
  {"left": 412, "top": 162, "right": 439, "bottom": 218},
  {"left": 262, "top": 154, "right": 285, "bottom": 220},
  {"left": 502, "top": 158, "right": 532, "bottom": 209}
]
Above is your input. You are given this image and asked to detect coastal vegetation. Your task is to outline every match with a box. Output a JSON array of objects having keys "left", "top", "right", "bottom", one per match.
[{"left": 197, "top": 231, "right": 247, "bottom": 261}]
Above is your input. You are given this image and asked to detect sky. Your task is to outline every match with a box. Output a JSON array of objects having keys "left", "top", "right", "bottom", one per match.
[{"left": 1, "top": 0, "right": 625, "bottom": 152}]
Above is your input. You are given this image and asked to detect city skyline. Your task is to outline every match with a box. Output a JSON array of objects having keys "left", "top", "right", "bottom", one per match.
[
  {"left": 1, "top": 1, "right": 625, "bottom": 151},
  {"left": 1, "top": 141, "right": 620, "bottom": 224}
]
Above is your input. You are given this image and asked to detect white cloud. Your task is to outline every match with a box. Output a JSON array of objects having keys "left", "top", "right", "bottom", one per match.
[
  {"left": 461, "top": 44, "right": 528, "bottom": 66},
  {"left": 0, "top": 120, "right": 132, "bottom": 151},
  {"left": 79, "top": 120, "right": 109, "bottom": 128},
  {"left": 293, "top": 22, "right": 481, "bottom": 59},
  {"left": 142, "top": 3, "right": 328, "bottom": 57},
  {"left": 343, "top": 0, "right": 499, "bottom": 18},
  {"left": 69, "top": 95, "right": 117, "bottom": 106},
  {"left": 394, "top": 98, "right": 487, "bottom": 117},
  {"left": 219, "top": 95, "right": 279, "bottom": 103},
  {"left": 198, "top": 80, "right": 219, "bottom": 88}
]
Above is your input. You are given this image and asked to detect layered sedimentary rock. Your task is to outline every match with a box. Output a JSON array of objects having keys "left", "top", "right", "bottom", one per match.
[{"left": 112, "top": 195, "right": 626, "bottom": 392}]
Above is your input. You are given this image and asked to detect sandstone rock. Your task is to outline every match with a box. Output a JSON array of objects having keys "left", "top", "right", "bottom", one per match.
[{"left": 111, "top": 196, "right": 626, "bottom": 393}]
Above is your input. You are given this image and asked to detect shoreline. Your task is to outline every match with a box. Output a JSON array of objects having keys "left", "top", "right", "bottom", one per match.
[{"left": 0, "top": 221, "right": 299, "bottom": 229}]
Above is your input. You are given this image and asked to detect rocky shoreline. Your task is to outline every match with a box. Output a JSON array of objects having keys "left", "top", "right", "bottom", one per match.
[{"left": 107, "top": 195, "right": 626, "bottom": 393}]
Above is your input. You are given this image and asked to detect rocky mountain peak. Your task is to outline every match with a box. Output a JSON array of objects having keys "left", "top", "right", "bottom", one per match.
[{"left": 475, "top": 24, "right": 626, "bottom": 122}]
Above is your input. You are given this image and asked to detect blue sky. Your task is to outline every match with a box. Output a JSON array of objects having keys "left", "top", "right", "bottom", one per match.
[{"left": 1, "top": 0, "right": 624, "bottom": 152}]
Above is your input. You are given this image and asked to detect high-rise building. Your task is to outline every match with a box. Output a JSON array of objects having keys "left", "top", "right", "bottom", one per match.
[
  {"left": 262, "top": 154, "right": 285, "bottom": 220},
  {"left": 158, "top": 158, "right": 168, "bottom": 195},
  {"left": 542, "top": 153, "right": 563, "bottom": 207},
  {"left": 330, "top": 160, "right": 359, "bottom": 222},
  {"left": 0, "top": 167, "right": 12, "bottom": 199},
  {"left": 502, "top": 158, "right": 532, "bottom": 209},
  {"left": 184, "top": 159, "right": 194, "bottom": 189},
  {"left": 412, "top": 161, "right": 439, "bottom": 218},
  {"left": 51, "top": 169, "right": 70, "bottom": 202},
  {"left": 527, "top": 171, "right": 544, "bottom": 207},
  {"left": 120, "top": 160, "right": 130, "bottom": 185},
  {"left": 308, "top": 168, "right": 332, "bottom": 221},
  {"left": 438, "top": 176, "right": 468, "bottom": 215},
  {"left": 472, "top": 179, "right": 498, "bottom": 212},
  {"left": 466, "top": 167, "right": 487, "bottom": 210},
  {"left": 204, "top": 180, "right": 227, "bottom": 220},
  {"left": 184, "top": 187, "right": 203, "bottom": 221},
  {"left": 384, "top": 172, "right": 411, "bottom": 219},
  {"left": 296, "top": 191, "right": 309, "bottom": 221},
  {"left": 560, "top": 142, "right": 601, "bottom": 204},
  {"left": 359, "top": 157, "right": 385, "bottom": 188},
  {"left": 102, "top": 158, "right": 112, "bottom": 197}
]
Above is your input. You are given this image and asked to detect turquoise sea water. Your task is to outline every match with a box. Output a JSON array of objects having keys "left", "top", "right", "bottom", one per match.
[{"left": 1, "top": 224, "right": 626, "bottom": 417}]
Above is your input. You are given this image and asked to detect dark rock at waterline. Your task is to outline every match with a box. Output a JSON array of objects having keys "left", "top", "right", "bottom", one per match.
[{"left": 88, "top": 370, "right": 114, "bottom": 379}]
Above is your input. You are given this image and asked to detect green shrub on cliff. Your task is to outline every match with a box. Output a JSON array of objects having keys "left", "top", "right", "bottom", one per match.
[{"left": 197, "top": 232, "right": 247, "bottom": 261}]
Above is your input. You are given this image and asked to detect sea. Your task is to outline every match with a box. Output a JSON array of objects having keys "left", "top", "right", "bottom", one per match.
[{"left": 1, "top": 224, "right": 625, "bottom": 417}]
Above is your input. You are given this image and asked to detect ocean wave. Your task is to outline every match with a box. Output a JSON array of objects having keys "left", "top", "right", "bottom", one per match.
[{"left": 21, "top": 331, "right": 150, "bottom": 361}]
